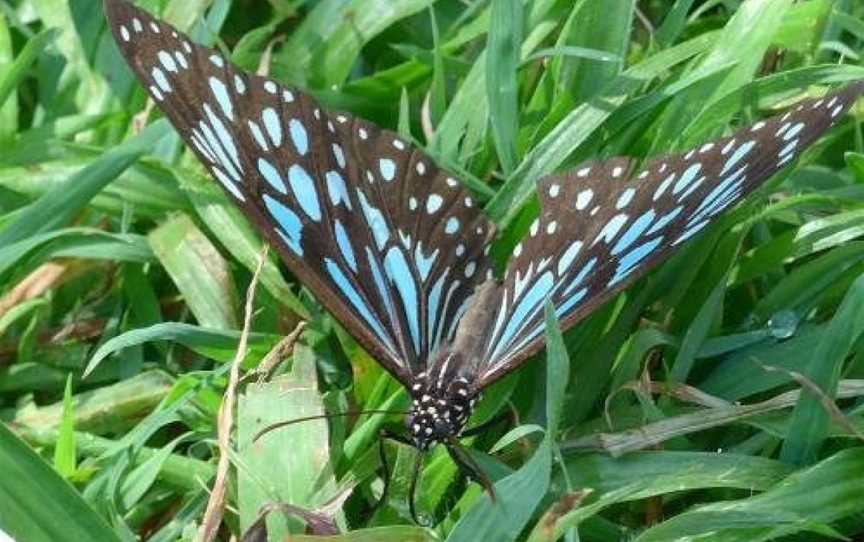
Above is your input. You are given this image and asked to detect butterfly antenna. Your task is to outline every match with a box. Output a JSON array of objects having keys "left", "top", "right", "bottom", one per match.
[
  {"left": 447, "top": 438, "right": 496, "bottom": 503},
  {"left": 252, "top": 409, "right": 407, "bottom": 443}
]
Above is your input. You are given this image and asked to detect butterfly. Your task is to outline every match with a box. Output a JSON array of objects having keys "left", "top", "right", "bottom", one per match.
[{"left": 104, "top": 0, "right": 863, "bottom": 461}]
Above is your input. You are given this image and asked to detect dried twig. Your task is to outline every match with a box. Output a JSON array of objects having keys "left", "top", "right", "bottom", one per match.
[
  {"left": 759, "top": 362, "right": 864, "bottom": 443},
  {"left": 0, "top": 262, "right": 73, "bottom": 321},
  {"left": 198, "top": 246, "right": 268, "bottom": 542},
  {"left": 241, "top": 321, "right": 306, "bottom": 385},
  {"left": 564, "top": 379, "right": 864, "bottom": 456}
]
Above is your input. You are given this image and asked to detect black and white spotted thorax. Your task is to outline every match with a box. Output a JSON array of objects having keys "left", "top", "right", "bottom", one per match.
[{"left": 405, "top": 373, "right": 479, "bottom": 450}]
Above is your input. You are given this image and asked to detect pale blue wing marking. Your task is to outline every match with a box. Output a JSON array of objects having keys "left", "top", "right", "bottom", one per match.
[
  {"left": 324, "top": 258, "right": 393, "bottom": 352},
  {"left": 262, "top": 107, "right": 282, "bottom": 147},
  {"left": 287, "top": 164, "right": 321, "bottom": 221},
  {"left": 384, "top": 247, "right": 421, "bottom": 355},
  {"left": 257, "top": 157, "right": 287, "bottom": 193},
  {"left": 610, "top": 237, "right": 664, "bottom": 286},
  {"left": 334, "top": 220, "right": 357, "bottom": 272},
  {"left": 263, "top": 194, "right": 303, "bottom": 255},
  {"left": 611, "top": 209, "right": 656, "bottom": 256},
  {"left": 289, "top": 118, "right": 308, "bottom": 155}
]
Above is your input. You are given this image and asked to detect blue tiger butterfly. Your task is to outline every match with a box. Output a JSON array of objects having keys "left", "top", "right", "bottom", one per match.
[{"left": 104, "top": 0, "right": 863, "bottom": 462}]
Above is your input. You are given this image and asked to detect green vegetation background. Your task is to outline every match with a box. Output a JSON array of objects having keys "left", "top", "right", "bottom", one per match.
[{"left": 2, "top": 0, "right": 864, "bottom": 540}]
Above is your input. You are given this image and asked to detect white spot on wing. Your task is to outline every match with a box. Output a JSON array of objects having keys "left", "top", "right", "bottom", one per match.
[
  {"left": 575, "top": 189, "right": 593, "bottom": 210},
  {"left": 616, "top": 187, "right": 635, "bottom": 209},
  {"left": 151, "top": 67, "right": 171, "bottom": 93},
  {"left": 379, "top": 158, "right": 396, "bottom": 181},
  {"left": 426, "top": 194, "right": 443, "bottom": 214},
  {"left": 593, "top": 214, "right": 628, "bottom": 245},
  {"left": 332, "top": 144, "right": 346, "bottom": 168}
]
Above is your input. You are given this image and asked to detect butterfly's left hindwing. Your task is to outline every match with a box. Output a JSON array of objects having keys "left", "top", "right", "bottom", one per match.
[
  {"left": 470, "top": 81, "right": 864, "bottom": 386},
  {"left": 104, "top": 0, "right": 496, "bottom": 384}
]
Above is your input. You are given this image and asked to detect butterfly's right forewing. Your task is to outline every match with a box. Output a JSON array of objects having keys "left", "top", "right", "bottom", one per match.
[{"left": 469, "top": 81, "right": 864, "bottom": 386}]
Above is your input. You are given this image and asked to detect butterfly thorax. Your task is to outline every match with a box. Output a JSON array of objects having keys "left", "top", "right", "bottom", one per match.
[{"left": 405, "top": 372, "right": 478, "bottom": 450}]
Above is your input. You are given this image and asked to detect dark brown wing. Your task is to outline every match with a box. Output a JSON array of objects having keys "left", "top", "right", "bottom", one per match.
[
  {"left": 465, "top": 81, "right": 864, "bottom": 386},
  {"left": 103, "top": 0, "right": 496, "bottom": 384}
]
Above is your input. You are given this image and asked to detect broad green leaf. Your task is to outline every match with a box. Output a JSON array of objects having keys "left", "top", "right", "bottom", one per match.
[{"left": 238, "top": 345, "right": 336, "bottom": 536}]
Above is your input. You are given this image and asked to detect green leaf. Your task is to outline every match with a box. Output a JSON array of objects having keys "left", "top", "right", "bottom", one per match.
[
  {"left": 523, "top": 46, "right": 621, "bottom": 64},
  {"left": 0, "top": 121, "right": 170, "bottom": 248},
  {"left": 277, "top": 0, "right": 436, "bottom": 88},
  {"left": 446, "top": 439, "right": 551, "bottom": 542},
  {"left": 285, "top": 526, "right": 438, "bottom": 541},
  {"left": 544, "top": 300, "right": 569, "bottom": 436},
  {"left": 0, "top": 423, "right": 121, "bottom": 542},
  {"left": 0, "top": 28, "right": 59, "bottom": 111},
  {"left": 0, "top": 12, "right": 17, "bottom": 143},
  {"left": 120, "top": 433, "right": 191, "bottom": 509},
  {"left": 781, "top": 274, "right": 864, "bottom": 464},
  {"left": 53, "top": 376, "right": 77, "bottom": 479},
  {"left": 565, "top": 451, "right": 793, "bottom": 499},
  {"left": 668, "top": 275, "right": 728, "bottom": 382},
  {"left": 484, "top": 31, "right": 721, "bottom": 223},
  {"left": 0, "top": 228, "right": 152, "bottom": 278},
  {"left": 84, "top": 323, "right": 281, "bottom": 377},
  {"left": 486, "top": 0, "right": 523, "bottom": 174},
  {"left": 635, "top": 449, "right": 864, "bottom": 541},
  {"left": 238, "top": 345, "right": 336, "bottom": 535},
  {"left": 148, "top": 214, "right": 239, "bottom": 330},
  {"left": 530, "top": 452, "right": 793, "bottom": 540},
  {"left": 14, "top": 371, "right": 175, "bottom": 435}
]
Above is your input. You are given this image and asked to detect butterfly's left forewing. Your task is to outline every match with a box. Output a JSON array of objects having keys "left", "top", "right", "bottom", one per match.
[
  {"left": 104, "top": 0, "right": 495, "bottom": 383},
  {"left": 469, "top": 81, "right": 864, "bottom": 386}
]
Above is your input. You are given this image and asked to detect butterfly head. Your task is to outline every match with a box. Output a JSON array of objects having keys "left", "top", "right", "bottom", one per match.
[{"left": 406, "top": 373, "right": 478, "bottom": 450}]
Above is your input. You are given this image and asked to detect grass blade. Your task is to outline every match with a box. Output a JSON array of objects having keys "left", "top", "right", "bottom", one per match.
[
  {"left": 486, "top": 0, "right": 523, "bottom": 174},
  {"left": 0, "top": 423, "right": 121, "bottom": 542},
  {"left": 780, "top": 274, "right": 864, "bottom": 464}
]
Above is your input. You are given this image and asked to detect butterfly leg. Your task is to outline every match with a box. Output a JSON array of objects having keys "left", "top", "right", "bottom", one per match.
[
  {"left": 407, "top": 451, "right": 426, "bottom": 525},
  {"left": 446, "top": 439, "right": 496, "bottom": 503},
  {"left": 371, "top": 429, "right": 429, "bottom": 524},
  {"left": 460, "top": 411, "right": 512, "bottom": 438}
]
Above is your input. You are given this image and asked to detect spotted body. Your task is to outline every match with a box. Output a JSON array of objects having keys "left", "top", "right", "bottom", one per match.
[
  {"left": 407, "top": 369, "right": 477, "bottom": 450},
  {"left": 104, "top": 0, "right": 864, "bottom": 452}
]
